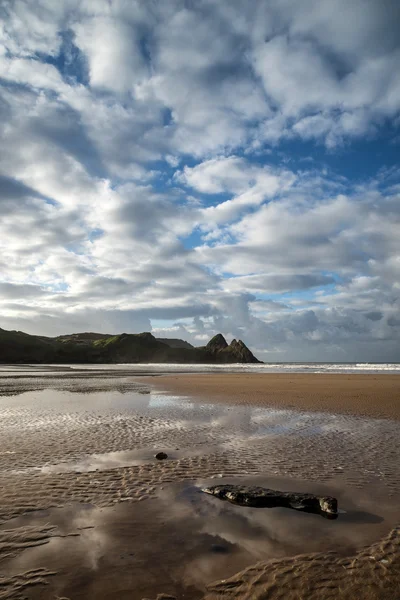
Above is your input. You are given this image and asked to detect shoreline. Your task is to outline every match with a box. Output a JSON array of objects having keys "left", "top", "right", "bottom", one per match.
[{"left": 142, "top": 373, "right": 400, "bottom": 421}]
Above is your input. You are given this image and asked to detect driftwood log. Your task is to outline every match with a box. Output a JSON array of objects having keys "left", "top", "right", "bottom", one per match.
[{"left": 202, "top": 484, "right": 338, "bottom": 519}]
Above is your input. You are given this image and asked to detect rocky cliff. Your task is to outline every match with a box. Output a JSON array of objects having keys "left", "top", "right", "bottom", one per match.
[{"left": 0, "top": 328, "right": 261, "bottom": 364}]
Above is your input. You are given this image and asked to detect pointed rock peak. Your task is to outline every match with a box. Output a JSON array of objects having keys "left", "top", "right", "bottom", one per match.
[
  {"left": 206, "top": 333, "right": 228, "bottom": 351},
  {"left": 227, "top": 338, "right": 261, "bottom": 363},
  {"left": 229, "top": 339, "right": 247, "bottom": 348}
]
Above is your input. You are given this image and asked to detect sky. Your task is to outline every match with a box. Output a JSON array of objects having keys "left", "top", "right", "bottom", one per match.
[{"left": 0, "top": 0, "right": 400, "bottom": 362}]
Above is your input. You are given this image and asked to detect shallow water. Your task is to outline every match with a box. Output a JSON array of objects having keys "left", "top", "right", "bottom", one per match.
[
  {"left": 1, "top": 385, "right": 399, "bottom": 495},
  {"left": 2, "top": 475, "right": 398, "bottom": 600},
  {"left": 0, "top": 368, "right": 399, "bottom": 599}
]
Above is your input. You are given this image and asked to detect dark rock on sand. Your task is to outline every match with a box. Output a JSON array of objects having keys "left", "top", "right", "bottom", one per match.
[
  {"left": 202, "top": 484, "right": 338, "bottom": 518},
  {"left": 211, "top": 544, "right": 230, "bottom": 553},
  {"left": 155, "top": 452, "right": 168, "bottom": 460}
]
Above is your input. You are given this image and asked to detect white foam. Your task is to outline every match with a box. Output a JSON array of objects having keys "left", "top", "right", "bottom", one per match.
[{"left": 65, "top": 362, "right": 400, "bottom": 374}]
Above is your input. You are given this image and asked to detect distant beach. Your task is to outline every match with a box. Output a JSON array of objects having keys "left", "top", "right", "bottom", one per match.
[{"left": 145, "top": 372, "right": 400, "bottom": 421}]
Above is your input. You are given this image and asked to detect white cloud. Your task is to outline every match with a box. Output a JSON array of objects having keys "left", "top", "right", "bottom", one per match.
[
  {"left": 0, "top": 55, "right": 66, "bottom": 92},
  {"left": 253, "top": 35, "right": 339, "bottom": 116},
  {"left": 73, "top": 16, "right": 148, "bottom": 93},
  {"left": 179, "top": 156, "right": 296, "bottom": 225},
  {"left": 0, "top": 0, "right": 64, "bottom": 57},
  {"left": 223, "top": 274, "right": 335, "bottom": 294}
]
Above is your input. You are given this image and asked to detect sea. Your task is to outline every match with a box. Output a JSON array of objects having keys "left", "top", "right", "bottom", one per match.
[{"left": 1, "top": 362, "right": 399, "bottom": 374}]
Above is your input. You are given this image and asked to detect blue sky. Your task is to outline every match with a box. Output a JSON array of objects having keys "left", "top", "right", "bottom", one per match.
[{"left": 0, "top": 0, "right": 399, "bottom": 361}]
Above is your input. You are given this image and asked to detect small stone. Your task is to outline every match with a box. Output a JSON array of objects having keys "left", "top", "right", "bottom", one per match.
[
  {"left": 155, "top": 452, "right": 168, "bottom": 460},
  {"left": 211, "top": 544, "right": 229, "bottom": 554}
]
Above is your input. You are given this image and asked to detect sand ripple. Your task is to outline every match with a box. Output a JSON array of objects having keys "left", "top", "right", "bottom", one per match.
[{"left": 206, "top": 526, "right": 400, "bottom": 600}]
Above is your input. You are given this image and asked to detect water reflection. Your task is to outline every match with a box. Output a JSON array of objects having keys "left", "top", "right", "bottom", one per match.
[
  {"left": 13, "top": 446, "right": 217, "bottom": 475},
  {"left": 4, "top": 476, "right": 398, "bottom": 600}
]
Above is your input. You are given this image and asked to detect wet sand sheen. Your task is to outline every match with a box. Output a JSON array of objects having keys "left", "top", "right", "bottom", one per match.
[
  {"left": 0, "top": 370, "right": 399, "bottom": 599},
  {"left": 146, "top": 373, "right": 400, "bottom": 420}
]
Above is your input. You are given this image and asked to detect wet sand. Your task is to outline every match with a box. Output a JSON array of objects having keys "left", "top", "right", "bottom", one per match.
[
  {"left": 147, "top": 373, "right": 400, "bottom": 420},
  {"left": 2, "top": 477, "right": 399, "bottom": 600},
  {"left": 0, "top": 369, "right": 399, "bottom": 599}
]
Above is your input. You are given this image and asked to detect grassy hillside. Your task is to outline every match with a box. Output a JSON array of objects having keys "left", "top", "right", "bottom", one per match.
[
  {"left": 155, "top": 338, "right": 194, "bottom": 349},
  {"left": 0, "top": 328, "right": 55, "bottom": 363}
]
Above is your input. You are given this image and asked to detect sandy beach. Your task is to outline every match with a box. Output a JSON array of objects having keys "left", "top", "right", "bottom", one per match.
[
  {"left": 148, "top": 373, "right": 400, "bottom": 420},
  {"left": 0, "top": 368, "right": 399, "bottom": 599}
]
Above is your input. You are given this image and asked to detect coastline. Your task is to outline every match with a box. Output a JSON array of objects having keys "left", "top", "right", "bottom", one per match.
[{"left": 143, "top": 373, "right": 400, "bottom": 421}]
